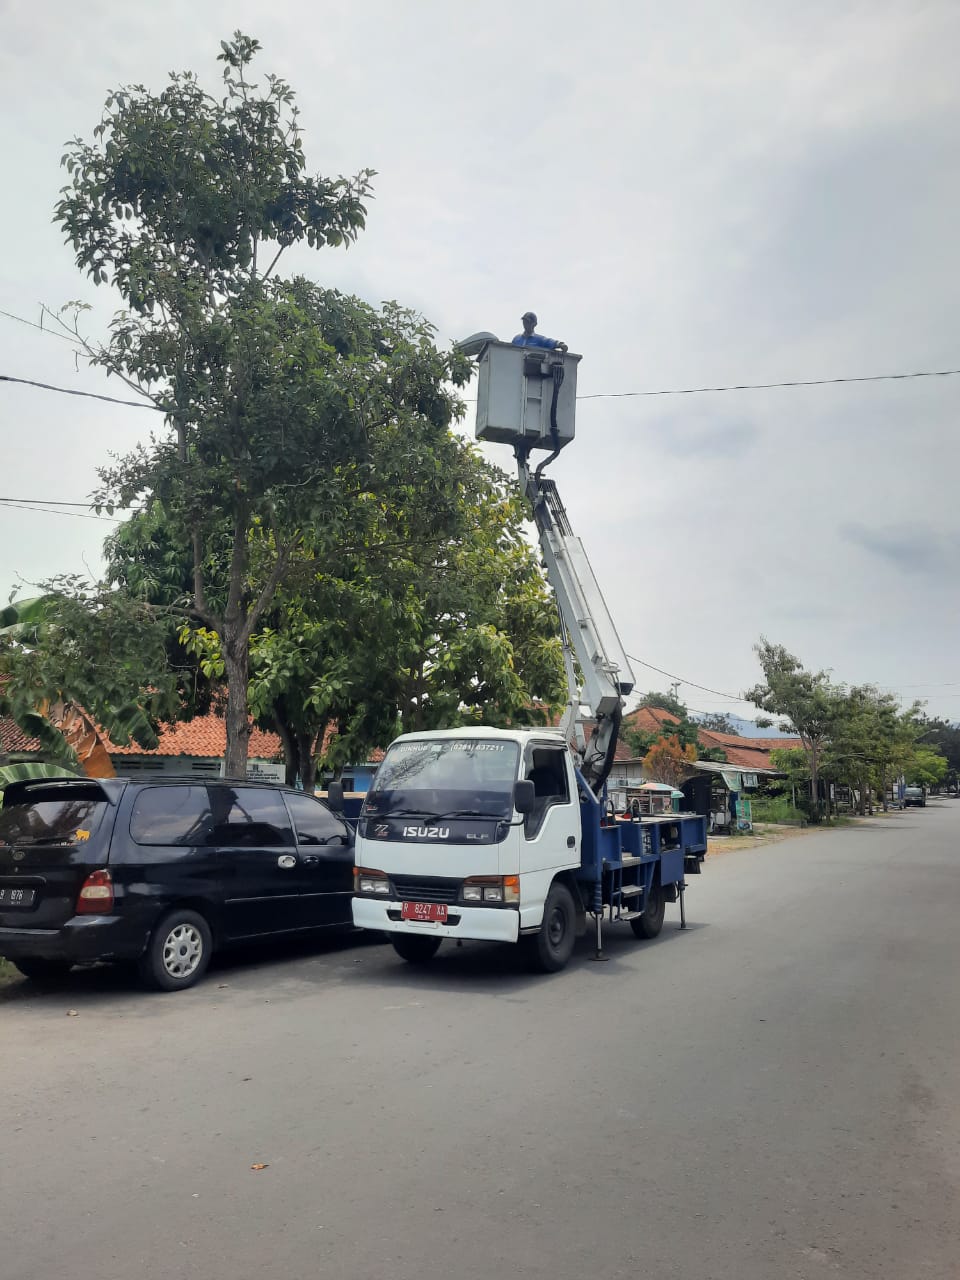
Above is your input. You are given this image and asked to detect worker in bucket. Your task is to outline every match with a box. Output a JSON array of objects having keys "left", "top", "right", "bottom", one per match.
[{"left": 512, "top": 311, "right": 568, "bottom": 352}]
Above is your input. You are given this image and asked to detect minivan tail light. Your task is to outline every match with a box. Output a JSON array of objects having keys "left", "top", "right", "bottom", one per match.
[{"left": 77, "top": 869, "right": 114, "bottom": 914}]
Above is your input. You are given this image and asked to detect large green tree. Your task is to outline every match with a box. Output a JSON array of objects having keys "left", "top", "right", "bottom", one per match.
[{"left": 54, "top": 33, "right": 479, "bottom": 775}]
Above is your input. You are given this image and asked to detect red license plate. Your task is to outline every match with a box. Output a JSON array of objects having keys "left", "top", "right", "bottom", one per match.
[{"left": 401, "top": 901, "right": 448, "bottom": 923}]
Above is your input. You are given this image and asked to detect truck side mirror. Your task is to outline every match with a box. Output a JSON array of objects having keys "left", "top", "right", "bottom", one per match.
[
  {"left": 513, "top": 780, "right": 535, "bottom": 815},
  {"left": 326, "top": 781, "right": 345, "bottom": 814}
]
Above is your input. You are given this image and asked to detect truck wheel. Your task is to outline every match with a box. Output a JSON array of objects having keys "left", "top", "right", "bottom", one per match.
[
  {"left": 630, "top": 880, "right": 666, "bottom": 940},
  {"left": 390, "top": 934, "right": 442, "bottom": 965},
  {"left": 13, "top": 958, "right": 73, "bottom": 982},
  {"left": 138, "top": 909, "right": 212, "bottom": 991},
  {"left": 527, "top": 882, "right": 577, "bottom": 973}
]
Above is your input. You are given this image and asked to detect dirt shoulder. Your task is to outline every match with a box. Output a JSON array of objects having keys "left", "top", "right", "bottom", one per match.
[{"left": 707, "top": 821, "right": 822, "bottom": 857}]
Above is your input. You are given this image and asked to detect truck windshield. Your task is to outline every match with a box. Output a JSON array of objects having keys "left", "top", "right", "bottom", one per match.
[{"left": 364, "top": 739, "right": 520, "bottom": 820}]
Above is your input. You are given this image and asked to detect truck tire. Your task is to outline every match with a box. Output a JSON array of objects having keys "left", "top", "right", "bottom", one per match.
[
  {"left": 138, "top": 909, "right": 212, "bottom": 992},
  {"left": 390, "top": 934, "right": 442, "bottom": 965},
  {"left": 630, "top": 879, "right": 666, "bottom": 940},
  {"left": 527, "top": 882, "right": 577, "bottom": 973}
]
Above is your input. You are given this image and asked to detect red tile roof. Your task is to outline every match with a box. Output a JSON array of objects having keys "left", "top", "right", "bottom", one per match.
[
  {"left": 0, "top": 715, "right": 42, "bottom": 754},
  {"left": 623, "top": 706, "right": 801, "bottom": 771},
  {"left": 106, "top": 715, "right": 283, "bottom": 759},
  {"left": 105, "top": 712, "right": 385, "bottom": 765}
]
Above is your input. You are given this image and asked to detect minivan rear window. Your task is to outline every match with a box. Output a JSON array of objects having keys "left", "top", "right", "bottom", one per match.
[{"left": 0, "top": 785, "right": 109, "bottom": 847}]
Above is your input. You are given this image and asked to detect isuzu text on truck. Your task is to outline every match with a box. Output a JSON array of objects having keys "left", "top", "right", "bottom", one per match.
[{"left": 351, "top": 334, "right": 707, "bottom": 971}]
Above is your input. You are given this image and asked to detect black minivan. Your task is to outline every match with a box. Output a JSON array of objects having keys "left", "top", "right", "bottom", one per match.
[{"left": 0, "top": 777, "right": 355, "bottom": 991}]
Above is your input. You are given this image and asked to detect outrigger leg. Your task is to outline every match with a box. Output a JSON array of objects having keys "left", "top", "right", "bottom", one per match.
[{"left": 590, "top": 882, "right": 608, "bottom": 961}]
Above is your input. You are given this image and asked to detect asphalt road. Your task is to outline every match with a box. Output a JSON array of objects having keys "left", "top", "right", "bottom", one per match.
[{"left": 3, "top": 804, "right": 959, "bottom": 1280}]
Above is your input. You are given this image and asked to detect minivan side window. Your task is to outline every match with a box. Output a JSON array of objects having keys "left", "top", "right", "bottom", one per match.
[
  {"left": 205, "top": 787, "right": 295, "bottom": 848},
  {"left": 130, "top": 786, "right": 213, "bottom": 846},
  {"left": 284, "top": 793, "right": 350, "bottom": 846}
]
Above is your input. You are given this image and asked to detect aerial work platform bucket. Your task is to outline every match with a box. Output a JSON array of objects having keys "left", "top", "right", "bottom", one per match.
[{"left": 474, "top": 341, "right": 581, "bottom": 452}]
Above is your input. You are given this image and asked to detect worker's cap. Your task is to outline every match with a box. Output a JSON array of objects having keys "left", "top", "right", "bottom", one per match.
[{"left": 521, "top": 310, "right": 537, "bottom": 323}]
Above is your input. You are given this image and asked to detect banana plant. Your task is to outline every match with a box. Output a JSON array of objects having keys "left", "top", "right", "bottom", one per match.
[
  {"left": 0, "top": 594, "right": 160, "bottom": 777},
  {"left": 0, "top": 761, "right": 80, "bottom": 792}
]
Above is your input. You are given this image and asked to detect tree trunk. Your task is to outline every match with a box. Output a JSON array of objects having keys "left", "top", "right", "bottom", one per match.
[
  {"left": 222, "top": 640, "right": 251, "bottom": 778},
  {"left": 307, "top": 725, "right": 326, "bottom": 796},
  {"left": 273, "top": 713, "right": 298, "bottom": 787},
  {"left": 296, "top": 733, "right": 314, "bottom": 789},
  {"left": 810, "top": 740, "right": 820, "bottom": 821}
]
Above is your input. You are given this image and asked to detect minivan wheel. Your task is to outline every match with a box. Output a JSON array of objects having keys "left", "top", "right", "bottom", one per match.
[
  {"left": 12, "top": 957, "right": 73, "bottom": 982},
  {"left": 139, "top": 910, "right": 212, "bottom": 992}
]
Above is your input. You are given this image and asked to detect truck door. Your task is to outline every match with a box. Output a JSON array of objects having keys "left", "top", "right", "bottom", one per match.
[{"left": 522, "top": 745, "right": 580, "bottom": 869}]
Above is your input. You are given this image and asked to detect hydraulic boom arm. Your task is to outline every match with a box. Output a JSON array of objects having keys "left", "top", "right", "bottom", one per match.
[{"left": 517, "top": 451, "right": 635, "bottom": 798}]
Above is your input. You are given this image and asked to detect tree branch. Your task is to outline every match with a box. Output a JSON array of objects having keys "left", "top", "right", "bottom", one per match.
[
  {"left": 242, "top": 534, "right": 298, "bottom": 645},
  {"left": 261, "top": 245, "right": 286, "bottom": 281}
]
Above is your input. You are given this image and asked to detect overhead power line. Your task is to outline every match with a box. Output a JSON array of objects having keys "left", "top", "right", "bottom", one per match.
[
  {"left": 0, "top": 374, "right": 160, "bottom": 411},
  {"left": 625, "top": 652, "right": 751, "bottom": 704},
  {"left": 577, "top": 367, "right": 960, "bottom": 400},
  {"left": 0, "top": 497, "right": 99, "bottom": 507},
  {"left": 0, "top": 499, "right": 122, "bottom": 522},
  {"left": 461, "top": 365, "right": 960, "bottom": 404}
]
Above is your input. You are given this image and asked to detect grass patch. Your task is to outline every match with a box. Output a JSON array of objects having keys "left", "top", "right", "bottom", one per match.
[
  {"left": 750, "top": 796, "right": 807, "bottom": 824},
  {"left": 0, "top": 956, "right": 19, "bottom": 987}
]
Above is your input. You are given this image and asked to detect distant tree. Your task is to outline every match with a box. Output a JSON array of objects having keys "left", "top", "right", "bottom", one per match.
[
  {"left": 624, "top": 692, "right": 695, "bottom": 755},
  {"left": 642, "top": 736, "right": 698, "bottom": 790},
  {"left": 638, "top": 690, "right": 686, "bottom": 718},
  {"left": 746, "top": 639, "right": 835, "bottom": 820},
  {"left": 905, "top": 747, "right": 948, "bottom": 790},
  {"left": 698, "top": 712, "right": 740, "bottom": 735},
  {"left": 917, "top": 717, "right": 960, "bottom": 787}
]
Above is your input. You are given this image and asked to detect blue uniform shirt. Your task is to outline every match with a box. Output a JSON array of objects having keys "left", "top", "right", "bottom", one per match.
[{"left": 512, "top": 333, "right": 561, "bottom": 349}]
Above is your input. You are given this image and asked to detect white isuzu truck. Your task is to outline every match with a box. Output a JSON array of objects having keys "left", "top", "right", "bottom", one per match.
[{"left": 350, "top": 338, "right": 707, "bottom": 971}]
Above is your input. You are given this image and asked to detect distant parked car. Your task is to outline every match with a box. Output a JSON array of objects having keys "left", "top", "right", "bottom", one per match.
[
  {"left": 903, "top": 786, "right": 926, "bottom": 808},
  {"left": 0, "top": 777, "right": 356, "bottom": 991}
]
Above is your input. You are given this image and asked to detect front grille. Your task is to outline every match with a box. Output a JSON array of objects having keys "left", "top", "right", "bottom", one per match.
[{"left": 391, "top": 875, "right": 460, "bottom": 905}]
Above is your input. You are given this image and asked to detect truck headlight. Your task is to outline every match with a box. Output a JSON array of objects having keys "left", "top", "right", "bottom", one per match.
[
  {"left": 355, "top": 868, "right": 391, "bottom": 895},
  {"left": 461, "top": 875, "right": 519, "bottom": 905}
]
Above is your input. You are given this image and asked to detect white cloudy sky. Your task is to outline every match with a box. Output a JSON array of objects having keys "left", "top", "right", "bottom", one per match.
[{"left": 1, "top": 0, "right": 958, "bottom": 720}]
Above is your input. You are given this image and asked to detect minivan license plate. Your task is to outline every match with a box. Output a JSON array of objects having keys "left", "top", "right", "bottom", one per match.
[
  {"left": 401, "top": 901, "right": 447, "bottom": 923},
  {"left": 0, "top": 887, "right": 36, "bottom": 908}
]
